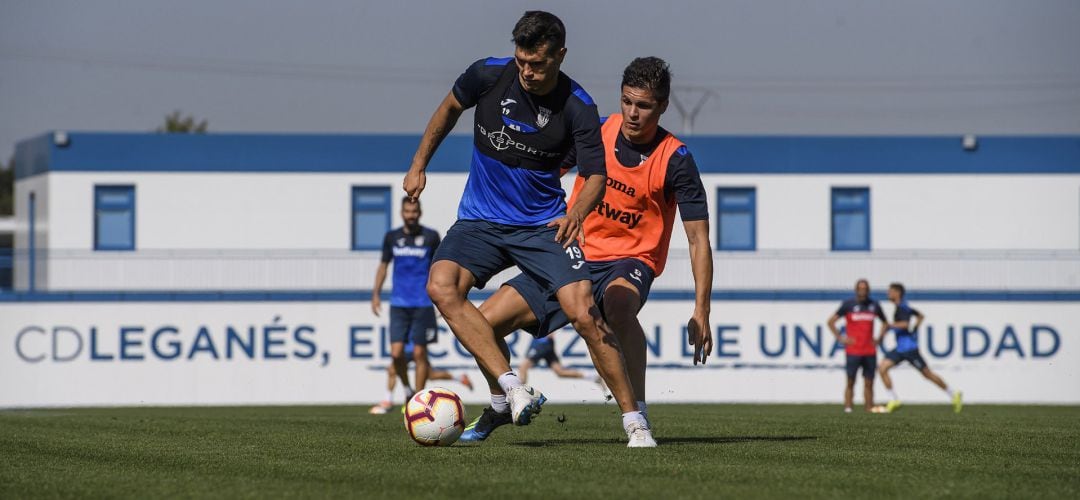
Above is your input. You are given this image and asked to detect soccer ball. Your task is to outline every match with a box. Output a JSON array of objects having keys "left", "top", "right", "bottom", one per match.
[{"left": 403, "top": 388, "right": 466, "bottom": 446}]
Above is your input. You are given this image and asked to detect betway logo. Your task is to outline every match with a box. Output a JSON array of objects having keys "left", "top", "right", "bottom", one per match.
[
  {"left": 848, "top": 312, "right": 878, "bottom": 322},
  {"left": 393, "top": 247, "right": 428, "bottom": 258},
  {"left": 594, "top": 201, "right": 643, "bottom": 229}
]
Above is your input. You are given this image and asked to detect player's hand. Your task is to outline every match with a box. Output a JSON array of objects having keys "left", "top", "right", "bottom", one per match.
[
  {"left": 687, "top": 311, "right": 712, "bottom": 365},
  {"left": 371, "top": 295, "right": 382, "bottom": 317},
  {"left": 547, "top": 213, "right": 585, "bottom": 248},
  {"left": 840, "top": 336, "right": 854, "bottom": 346},
  {"left": 403, "top": 166, "right": 426, "bottom": 201}
]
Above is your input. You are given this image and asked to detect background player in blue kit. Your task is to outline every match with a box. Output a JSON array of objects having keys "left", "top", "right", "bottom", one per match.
[
  {"left": 518, "top": 334, "right": 604, "bottom": 389},
  {"left": 372, "top": 197, "right": 440, "bottom": 406},
  {"left": 402, "top": 11, "right": 648, "bottom": 441},
  {"left": 878, "top": 282, "right": 963, "bottom": 413}
]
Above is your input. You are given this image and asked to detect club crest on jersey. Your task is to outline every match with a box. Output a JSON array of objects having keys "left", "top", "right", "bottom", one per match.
[{"left": 537, "top": 106, "right": 551, "bottom": 128}]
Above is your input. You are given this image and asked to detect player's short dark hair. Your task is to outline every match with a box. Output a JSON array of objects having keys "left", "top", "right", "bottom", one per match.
[
  {"left": 890, "top": 282, "right": 906, "bottom": 297},
  {"left": 512, "top": 11, "right": 566, "bottom": 55},
  {"left": 622, "top": 57, "right": 672, "bottom": 103},
  {"left": 401, "top": 196, "right": 420, "bottom": 208},
  {"left": 855, "top": 278, "right": 869, "bottom": 288}
]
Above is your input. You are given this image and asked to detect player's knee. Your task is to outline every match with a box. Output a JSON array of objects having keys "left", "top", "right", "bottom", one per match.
[{"left": 426, "top": 279, "right": 459, "bottom": 308}]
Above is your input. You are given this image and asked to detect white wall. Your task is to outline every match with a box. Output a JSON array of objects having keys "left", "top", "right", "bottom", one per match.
[
  {"left": 45, "top": 172, "right": 466, "bottom": 250},
  {"left": 704, "top": 174, "right": 1080, "bottom": 251},
  {"left": 21, "top": 171, "right": 1080, "bottom": 291},
  {"left": 1, "top": 299, "right": 1075, "bottom": 407}
]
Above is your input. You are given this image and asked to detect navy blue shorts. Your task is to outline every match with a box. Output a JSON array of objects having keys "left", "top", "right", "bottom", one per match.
[
  {"left": 506, "top": 258, "right": 655, "bottom": 337},
  {"left": 845, "top": 354, "right": 877, "bottom": 379},
  {"left": 885, "top": 349, "right": 928, "bottom": 371},
  {"left": 526, "top": 340, "right": 559, "bottom": 366},
  {"left": 432, "top": 219, "right": 591, "bottom": 290},
  {"left": 389, "top": 306, "right": 437, "bottom": 345}
]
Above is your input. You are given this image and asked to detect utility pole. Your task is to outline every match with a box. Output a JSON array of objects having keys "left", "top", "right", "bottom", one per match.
[{"left": 670, "top": 87, "right": 716, "bottom": 136}]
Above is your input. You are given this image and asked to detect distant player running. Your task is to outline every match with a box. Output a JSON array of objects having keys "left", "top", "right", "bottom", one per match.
[
  {"left": 371, "top": 197, "right": 440, "bottom": 406},
  {"left": 828, "top": 279, "right": 889, "bottom": 413},
  {"left": 517, "top": 335, "right": 605, "bottom": 390},
  {"left": 877, "top": 282, "right": 963, "bottom": 413},
  {"left": 403, "top": 11, "right": 649, "bottom": 442},
  {"left": 461, "top": 57, "right": 713, "bottom": 446},
  {"left": 369, "top": 342, "right": 473, "bottom": 415}
]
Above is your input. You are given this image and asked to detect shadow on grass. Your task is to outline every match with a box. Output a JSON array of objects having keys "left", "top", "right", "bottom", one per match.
[{"left": 510, "top": 435, "right": 818, "bottom": 447}]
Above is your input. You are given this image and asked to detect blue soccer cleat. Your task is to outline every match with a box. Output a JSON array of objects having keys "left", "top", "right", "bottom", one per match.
[{"left": 459, "top": 406, "right": 512, "bottom": 442}]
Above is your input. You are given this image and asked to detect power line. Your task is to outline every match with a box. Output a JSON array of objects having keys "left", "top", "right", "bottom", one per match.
[{"left": 3, "top": 46, "right": 1080, "bottom": 93}]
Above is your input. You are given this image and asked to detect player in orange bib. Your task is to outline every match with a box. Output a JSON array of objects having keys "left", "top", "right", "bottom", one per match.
[{"left": 460, "top": 57, "right": 714, "bottom": 447}]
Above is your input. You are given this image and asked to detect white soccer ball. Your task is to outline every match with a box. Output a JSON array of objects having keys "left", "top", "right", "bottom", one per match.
[{"left": 403, "top": 388, "right": 466, "bottom": 446}]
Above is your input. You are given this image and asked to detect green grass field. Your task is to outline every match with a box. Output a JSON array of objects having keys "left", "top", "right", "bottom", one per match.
[{"left": 2, "top": 404, "right": 1077, "bottom": 499}]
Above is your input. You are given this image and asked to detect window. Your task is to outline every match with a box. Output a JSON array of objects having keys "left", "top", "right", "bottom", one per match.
[
  {"left": 94, "top": 185, "right": 135, "bottom": 251},
  {"left": 352, "top": 186, "right": 391, "bottom": 250},
  {"left": 716, "top": 188, "right": 756, "bottom": 251},
  {"left": 831, "top": 187, "right": 870, "bottom": 251}
]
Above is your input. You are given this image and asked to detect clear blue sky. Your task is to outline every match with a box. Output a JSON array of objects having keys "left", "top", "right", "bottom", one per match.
[{"left": 2, "top": 0, "right": 1079, "bottom": 162}]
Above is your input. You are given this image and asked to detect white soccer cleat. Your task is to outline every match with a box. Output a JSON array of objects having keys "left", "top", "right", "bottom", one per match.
[
  {"left": 626, "top": 421, "right": 657, "bottom": 448},
  {"left": 507, "top": 385, "right": 546, "bottom": 426}
]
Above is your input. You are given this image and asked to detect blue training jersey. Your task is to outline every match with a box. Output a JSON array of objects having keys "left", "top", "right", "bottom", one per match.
[
  {"left": 451, "top": 56, "right": 605, "bottom": 226},
  {"left": 892, "top": 301, "right": 921, "bottom": 352},
  {"left": 380, "top": 226, "right": 440, "bottom": 307}
]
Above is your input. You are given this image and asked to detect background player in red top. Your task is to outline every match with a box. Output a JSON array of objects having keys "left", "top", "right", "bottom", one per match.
[{"left": 828, "top": 279, "right": 889, "bottom": 413}]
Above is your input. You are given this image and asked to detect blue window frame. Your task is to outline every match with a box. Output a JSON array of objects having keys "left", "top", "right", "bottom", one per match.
[
  {"left": 352, "top": 186, "right": 392, "bottom": 250},
  {"left": 94, "top": 185, "right": 136, "bottom": 251},
  {"left": 716, "top": 187, "right": 756, "bottom": 251},
  {"left": 831, "top": 187, "right": 870, "bottom": 251}
]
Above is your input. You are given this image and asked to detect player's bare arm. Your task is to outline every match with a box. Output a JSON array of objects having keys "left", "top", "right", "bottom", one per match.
[
  {"left": 828, "top": 315, "right": 852, "bottom": 345},
  {"left": 550, "top": 173, "right": 606, "bottom": 247},
  {"left": 372, "top": 261, "right": 389, "bottom": 317},
  {"left": 404, "top": 91, "right": 465, "bottom": 200},
  {"left": 684, "top": 219, "right": 713, "bottom": 365}
]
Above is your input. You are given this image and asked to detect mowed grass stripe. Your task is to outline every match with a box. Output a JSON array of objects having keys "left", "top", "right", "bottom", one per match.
[{"left": 1, "top": 405, "right": 1077, "bottom": 499}]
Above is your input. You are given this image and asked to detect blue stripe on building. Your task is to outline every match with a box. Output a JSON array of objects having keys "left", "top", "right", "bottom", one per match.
[{"left": 15, "top": 132, "right": 1080, "bottom": 179}]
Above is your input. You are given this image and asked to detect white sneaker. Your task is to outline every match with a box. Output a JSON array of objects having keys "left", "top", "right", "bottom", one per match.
[
  {"left": 507, "top": 385, "right": 546, "bottom": 426},
  {"left": 626, "top": 421, "right": 657, "bottom": 448}
]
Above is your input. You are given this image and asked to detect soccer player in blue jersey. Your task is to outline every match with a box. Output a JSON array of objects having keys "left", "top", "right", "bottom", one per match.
[
  {"left": 403, "top": 11, "right": 649, "bottom": 441},
  {"left": 372, "top": 197, "right": 440, "bottom": 406},
  {"left": 877, "top": 283, "right": 963, "bottom": 413}
]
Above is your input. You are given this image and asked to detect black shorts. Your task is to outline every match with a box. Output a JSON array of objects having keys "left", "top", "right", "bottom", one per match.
[
  {"left": 885, "top": 349, "right": 928, "bottom": 371},
  {"left": 506, "top": 258, "right": 655, "bottom": 337},
  {"left": 432, "top": 219, "right": 591, "bottom": 290},
  {"left": 389, "top": 306, "right": 437, "bottom": 346},
  {"left": 845, "top": 354, "right": 877, "bottom": 379},
  {"left": 526, "top": 340, "right": 559, "bottom": 366}
]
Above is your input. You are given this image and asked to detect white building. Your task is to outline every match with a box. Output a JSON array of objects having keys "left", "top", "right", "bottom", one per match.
[{"left": 3, "top": 131, "right": 1079, "bottom": 407}]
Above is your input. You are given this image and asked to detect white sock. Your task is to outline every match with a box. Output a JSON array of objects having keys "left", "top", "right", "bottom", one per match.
[
  {"left": 497, "top": 371, "right": 524, "bottom": 394},
  {"left": 385, "top": 390, "right": 393, "bottom": 402},
  {"left": 403, "top": 386, "right": 415, "bottom": 401},
  {"left": 886, "top": 389, "right": 899, "bottom": 401},
  {"left": 490, "top": 393, "right": 510, "bottom": 414},
  {"left": 622, "top": 411, "right": 648, "bottom": 431},
  {"left": 944, "top": 387, "right": 955, "bottom": 398},
  {"left": 637, "top": 401, "right": 648, "bottom": 421}
]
